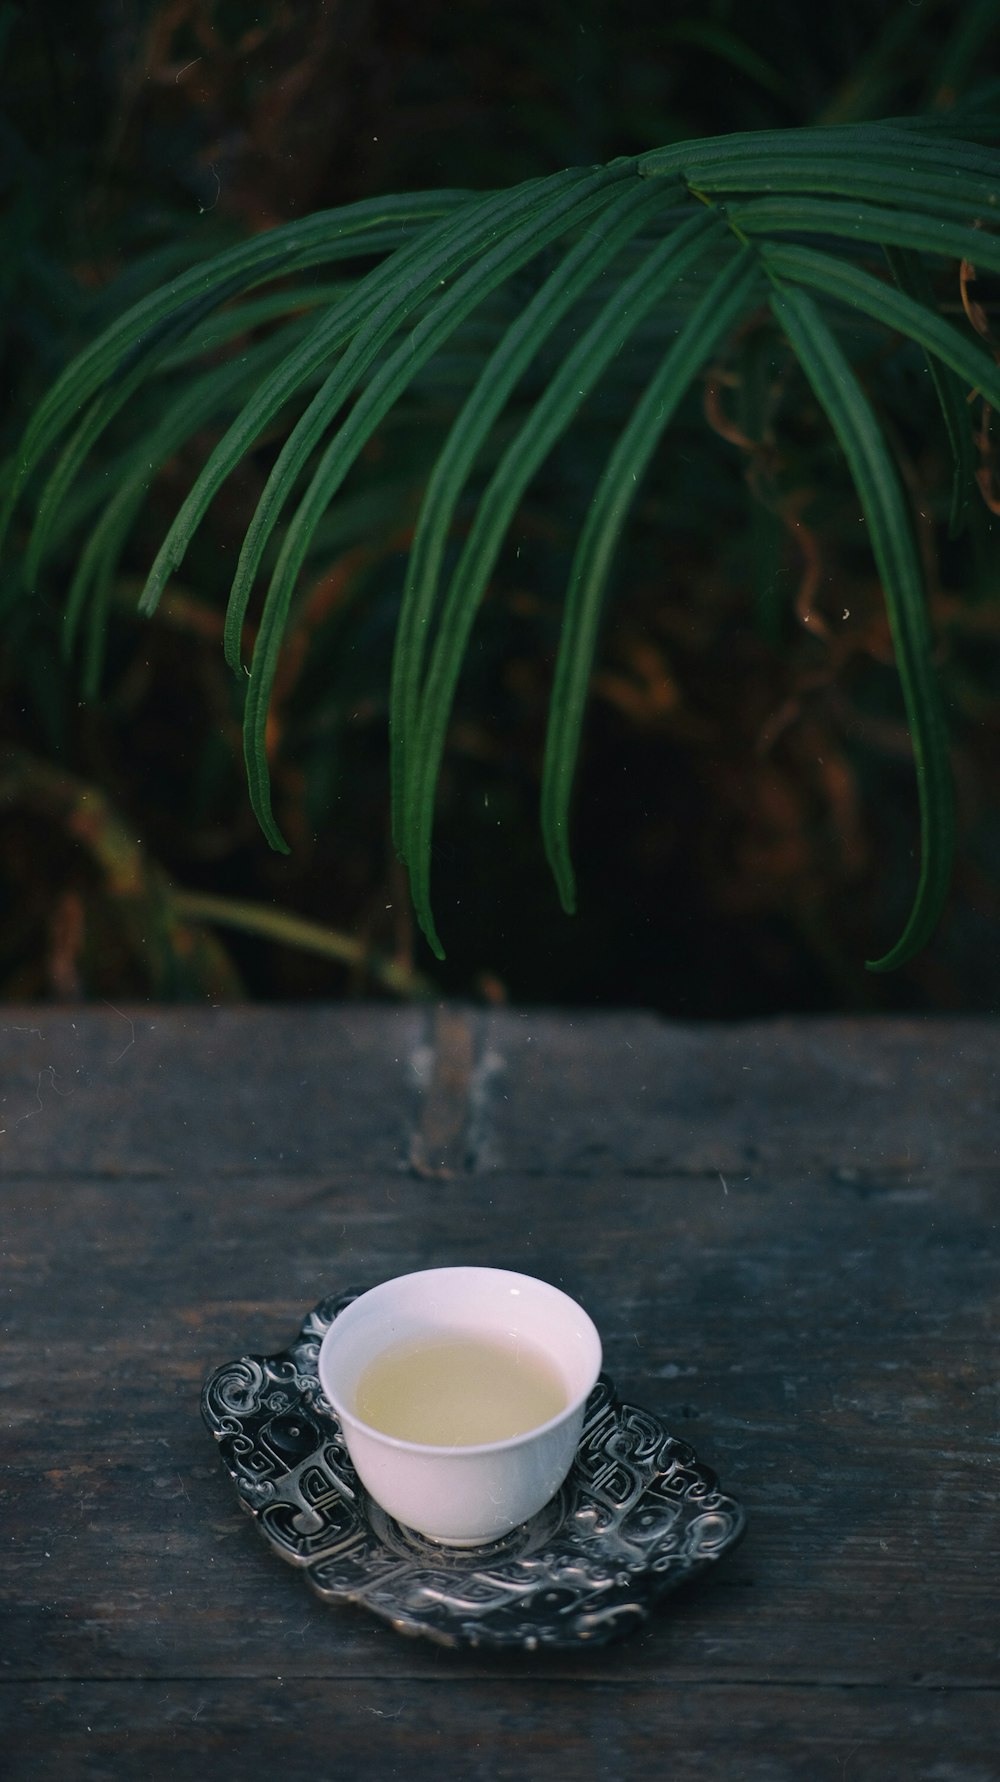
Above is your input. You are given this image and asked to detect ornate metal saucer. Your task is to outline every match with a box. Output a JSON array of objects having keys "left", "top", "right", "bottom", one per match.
[{"left": 201, "top": 1291, "right": 747, "bottom": 1650}]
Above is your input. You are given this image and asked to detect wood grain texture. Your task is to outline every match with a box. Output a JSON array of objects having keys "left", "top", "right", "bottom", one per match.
[
  {"left": 4, "top": 1682, "right": 999, "bottom": 1782},
  {"left": 474, "top": 1011, "right": 1000, "bottom": 1177},
  {"left": 1, "top": 1006, "right": 997, "bottom": 1777},
  {"left": 0, "top": 1005, "right": 425, "bottom": 1174}
]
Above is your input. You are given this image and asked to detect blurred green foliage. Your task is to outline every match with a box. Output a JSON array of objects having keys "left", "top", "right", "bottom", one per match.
[{"left": 2, "top": 0, "right": 1000, "bottom": 1010}]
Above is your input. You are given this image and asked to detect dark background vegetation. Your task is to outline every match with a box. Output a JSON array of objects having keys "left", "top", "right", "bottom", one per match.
[{"left": 2, "top": 0, "right": 999, "bottom": 1012}]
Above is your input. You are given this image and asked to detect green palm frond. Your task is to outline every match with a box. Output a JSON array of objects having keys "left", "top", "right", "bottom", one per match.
[{"left": 6, "top": 111, "right": 1000, "bottom": 972}]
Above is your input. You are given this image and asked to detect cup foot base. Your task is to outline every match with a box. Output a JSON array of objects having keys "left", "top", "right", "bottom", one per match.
[{"left": 401, "top": 1524, "right": 511, "bottom": 1548}]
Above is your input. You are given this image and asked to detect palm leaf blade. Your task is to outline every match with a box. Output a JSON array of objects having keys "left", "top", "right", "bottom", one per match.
[
  {"left": 762, "top": 241, "right": 1000, "bottom": 408},
  {"left": 769, "top": 283, "right": 955, "bottom": 970},
  {"left": 883, "top": 245, "right": 978, "bottom": 538},
  {"left": 730, "top": 196, "right": 1000, "bottom": 273},
  {"left": 684, "top": 155, "right": 1000, "bottom": 221},
  {"left": 540, "top": 250, "right": 763, "bottom": 919},
  {"left": 641, "top": 121, "right": 1000, "bottom": 183},
  {"left": 764, "top": 233, "right": 999, "bottom": 543},
  {"left": 156, "top": 281, "right": 352, "bottom": 370}
]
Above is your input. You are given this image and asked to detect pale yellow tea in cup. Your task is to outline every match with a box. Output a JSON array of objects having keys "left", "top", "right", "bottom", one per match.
[{"left": 354, "top": 1332, "right": 568, "bottom": 1446}]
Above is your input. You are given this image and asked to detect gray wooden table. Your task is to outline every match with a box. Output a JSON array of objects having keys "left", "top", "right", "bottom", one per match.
[{"left": 2, "top": 1004, "right": 998, "bottom": 1779}]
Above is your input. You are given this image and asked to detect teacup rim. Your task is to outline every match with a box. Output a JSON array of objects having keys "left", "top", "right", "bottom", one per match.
[{"left": 317, "top": 1265, "right": 602, "bottom": 1457}]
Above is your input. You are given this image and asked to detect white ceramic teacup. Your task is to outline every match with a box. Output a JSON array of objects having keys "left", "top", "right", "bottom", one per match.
[{"left": 317, "top": 1266, "right": 602, "bottom": 1545}]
